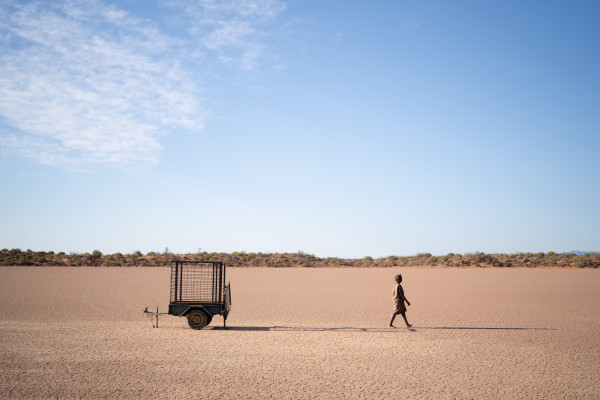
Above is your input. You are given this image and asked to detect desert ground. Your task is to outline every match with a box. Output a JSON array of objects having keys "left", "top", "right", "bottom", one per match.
[{"left": 1, "top": 267, "right": 599, "bottom": 399}]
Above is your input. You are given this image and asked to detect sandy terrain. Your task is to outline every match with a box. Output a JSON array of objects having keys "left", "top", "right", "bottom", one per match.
[{"left": 1, "top": 267, "right": 599, "bottom": 399}]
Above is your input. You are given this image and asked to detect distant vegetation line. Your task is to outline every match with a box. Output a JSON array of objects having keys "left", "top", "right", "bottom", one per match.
[{"left": 1, "top": 249, "right": 598, "bottom": 268}]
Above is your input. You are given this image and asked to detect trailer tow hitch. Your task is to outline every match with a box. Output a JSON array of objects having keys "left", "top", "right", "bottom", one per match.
[{"left": 143, "top": 306, "right": 169, "bottom": 328}]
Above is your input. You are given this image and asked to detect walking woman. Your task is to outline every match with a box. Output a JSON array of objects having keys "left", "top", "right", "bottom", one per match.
[{"left": 389, "top": 274, "right": 412, "bottom": 328}]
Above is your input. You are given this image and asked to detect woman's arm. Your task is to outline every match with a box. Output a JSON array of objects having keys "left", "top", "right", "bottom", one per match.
[{"left": 400, "top": 286, "right": 410, "bottom": 306}]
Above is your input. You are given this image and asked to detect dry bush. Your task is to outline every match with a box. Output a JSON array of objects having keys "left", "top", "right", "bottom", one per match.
[{"left": 1, "top": 249, "right": 598, "bottom": 268}]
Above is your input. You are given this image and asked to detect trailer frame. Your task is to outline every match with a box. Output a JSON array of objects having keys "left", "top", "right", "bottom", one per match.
[{"left": 144, "top": 260, "right": 231, "bottom": 329}]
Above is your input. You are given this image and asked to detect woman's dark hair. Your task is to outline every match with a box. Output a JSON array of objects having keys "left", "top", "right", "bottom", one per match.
[{"left": 395, "top": 274, "right": 402, "bottom": 283}]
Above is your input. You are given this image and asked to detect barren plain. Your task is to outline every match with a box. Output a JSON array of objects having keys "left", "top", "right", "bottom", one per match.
[{"left": 1, "top": 267, "right": 599, "bottom": 399}]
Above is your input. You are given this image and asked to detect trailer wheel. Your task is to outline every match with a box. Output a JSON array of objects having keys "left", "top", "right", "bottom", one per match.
[{"left": 187, "top": 310, "right": 211, "bottom": 330}]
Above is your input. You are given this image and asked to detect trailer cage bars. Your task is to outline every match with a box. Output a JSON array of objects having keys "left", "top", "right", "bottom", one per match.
[{"left": 144, "top": 260, "right": 231, "bottom": 330}]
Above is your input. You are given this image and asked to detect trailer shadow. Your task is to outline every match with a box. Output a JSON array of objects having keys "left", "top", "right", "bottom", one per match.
[{"left": 210, "top": 326, "right": 554, "bottom": 332}]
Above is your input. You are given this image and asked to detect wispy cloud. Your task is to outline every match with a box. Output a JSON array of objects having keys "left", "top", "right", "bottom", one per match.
[
  {"left": 0, "top": 0, "right": 284, "bottom": 169},
  {"left": 166, "top": 0, "right": 285, "bottom": 70},
  {"left": 399, "top": 21, "right": 422, "bottom": 31},
  {"left": 398, "top": 12, "right": 422, "bottom": 32}
]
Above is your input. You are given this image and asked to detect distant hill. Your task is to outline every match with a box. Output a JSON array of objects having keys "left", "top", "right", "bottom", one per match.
[{"left": 565, "top": 251, "right": 600, "bottom": 255}]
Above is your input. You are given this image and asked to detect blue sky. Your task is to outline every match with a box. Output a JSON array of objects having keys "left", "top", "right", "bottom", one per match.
[{"left": 1, "top": 0, "right": 598, "bottom": 258}]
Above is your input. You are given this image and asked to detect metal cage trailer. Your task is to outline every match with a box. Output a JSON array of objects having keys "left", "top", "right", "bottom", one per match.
[{"left": 144, "top": 261, "right": 231, "bottom": 330}]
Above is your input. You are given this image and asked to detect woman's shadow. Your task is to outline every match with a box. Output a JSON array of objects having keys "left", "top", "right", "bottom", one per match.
[{"left": 211, "top": 326, "right": 553, "bottom": 332}]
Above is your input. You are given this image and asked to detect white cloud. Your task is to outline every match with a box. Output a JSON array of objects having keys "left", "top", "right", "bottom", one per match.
[
  {"left": 399, "top": 21, "right": 422, "bottom": 31},
  {"left": 0, "top": 0, "right": 284, "bottom": 169},
  {"left": 167, "top": 0, "right": 285, "bottom": 70},
  {"left": 398, "top": 12, "right": 422, "bottom": 32}
]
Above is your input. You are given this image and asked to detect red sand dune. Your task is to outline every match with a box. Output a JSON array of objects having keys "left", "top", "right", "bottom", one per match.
[{"left": 1, "top": 267, "right": 599, "bottom": 399}]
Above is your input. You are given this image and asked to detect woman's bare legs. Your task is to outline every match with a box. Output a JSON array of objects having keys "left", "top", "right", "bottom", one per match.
[
  {"left": 390, "top": 312, "right": 412, "bottom": 328},
  {"left": 401, "top": 312, "right": 412, "bottom": 327},
  {"left": 389, "top": 313, "right": 397, "bottom": 327}
]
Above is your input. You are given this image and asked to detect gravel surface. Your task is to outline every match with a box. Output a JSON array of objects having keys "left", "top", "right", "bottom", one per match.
[{"left": 1, "top": 267, "right": 599, "bottom": 399}]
